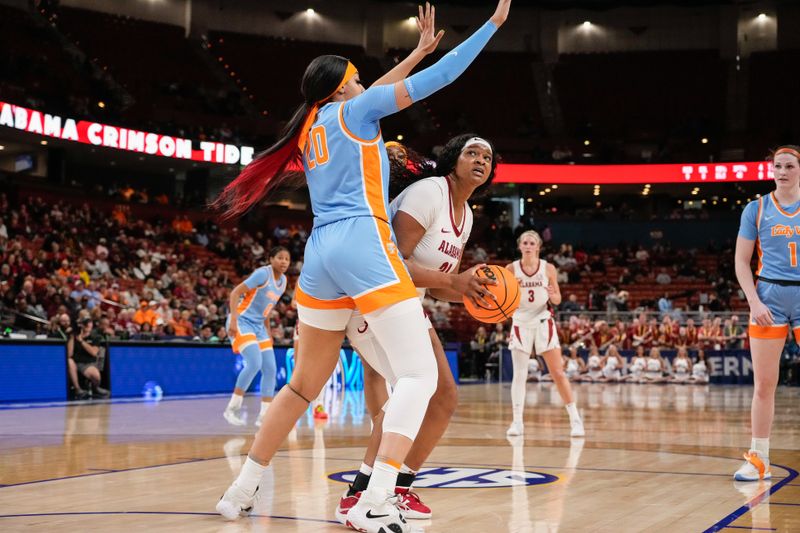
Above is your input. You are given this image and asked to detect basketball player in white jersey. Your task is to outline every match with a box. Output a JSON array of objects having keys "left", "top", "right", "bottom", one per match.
[
  {"left": 336, "top": 134, "right": 499, "bottom": 524},
  {"left": 505, "top": 230, "right": 585, "bottom": 438}
]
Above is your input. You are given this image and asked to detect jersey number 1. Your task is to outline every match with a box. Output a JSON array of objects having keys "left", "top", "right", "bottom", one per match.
[
  {"left": 790, "top": 242, "right": 798, "bottom": 268},
  {"left": 305, "top": 125, "right": 329, "bottom": 170}
]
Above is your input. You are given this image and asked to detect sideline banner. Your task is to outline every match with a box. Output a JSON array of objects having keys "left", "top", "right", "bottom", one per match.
[{"left": 0, "top": 101, "right": 254, "bottom": 165}]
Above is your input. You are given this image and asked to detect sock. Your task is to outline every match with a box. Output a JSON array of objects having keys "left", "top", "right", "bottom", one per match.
[
  {"left": 227, "top": 393, "right": 243, "bottom": 410},
  {"left": 259, "top": 401, "right": 271, "bottom": 416},
  {"left": 235, "top": 456, "right": 267, "bottom": 495},
  {"left": 396, "top": 465, "right": 416, "bottom": 490},
  {"left": 565, "top": 402, "right": 580, "bottom": 423},
  {"left": 751, "top": 437, "right": 769, "bottom": 458},
  {"left": 349, "top": 463, "right": 373, "bottom": 495},
  {"left": 364, "top": 459, "right": 400, "bottom": 502}
]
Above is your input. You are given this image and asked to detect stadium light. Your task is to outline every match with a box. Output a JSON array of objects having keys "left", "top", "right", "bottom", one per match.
[
  {"left": 396, "top": 134, "right": 404, "bottom": 141},
  {"left": 583, "top": 139, "right": 590, "bottom": 146},
  {"left": 582, "top": 21, "right": 591, "bottom": 28},
  {"left": 40, "top": 140, "right": 48, "bottom": 145},
  {"left": 0, "top": 145, "right": 4, "bottom": 150},
  {"left": 757, "top": 13, "right": 767, "bottom": 21},
  {"left": 306, "top": 8, "right": 315, "bottom": 15},
  {"left": 701, "top": 137, "right": 709, "bottom": 144},
  {"left": 97, "top": 101, "right": 105, "bottom": 109}
]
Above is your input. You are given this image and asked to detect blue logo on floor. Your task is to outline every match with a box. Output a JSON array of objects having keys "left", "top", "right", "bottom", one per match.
[{"left": 328, "top": 467, "right": 558, "bottom": 488}]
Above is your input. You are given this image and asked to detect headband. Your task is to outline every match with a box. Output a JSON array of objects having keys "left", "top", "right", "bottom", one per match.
[
  {"left": 775, "top": 147, "right": 800, "bottom": 160},
  {"left": 297, "top": 62, "right": 358, "bottom": 152},
  {"left": 462, "top": 137, "right": 493, "bottom": 155},
  {"left": 385, "top": 141, "right": 408, "bottom": 156}
]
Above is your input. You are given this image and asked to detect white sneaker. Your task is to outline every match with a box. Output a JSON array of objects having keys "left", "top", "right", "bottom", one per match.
[
  {"left": 347, "top": 492, "right": 412, "bottom": 533},
  {"left": 223, "top": 407, "right": 246, "bottom": 426},
  {"left": 254, "top": 404, "right": 269, "bottom": 427},
  {"left": 570, "top": 417, "right": 585, "bottom": 438},
  {"left": 506, "top": 422, "right": 524, "bottom": 437},
  {"left": 734, "top": 450, "right": 772, "bottom": 482},
  {"left": 216, "top": 483, "right": 257, "bottom": 520}
]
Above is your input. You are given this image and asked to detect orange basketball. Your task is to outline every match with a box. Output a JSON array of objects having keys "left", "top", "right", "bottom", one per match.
[{"left": 462, "top": 265, "right": 521, "bottom": 324}]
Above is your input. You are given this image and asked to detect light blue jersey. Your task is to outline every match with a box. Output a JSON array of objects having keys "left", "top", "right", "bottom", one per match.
[
  {"left": 303, "top": 100, "right": 393, "bottom": 229},
  {"left": 237, "top": 265, "right": 287, "bottom": 327},
  {"left": 739, "top": 192, "right": 800, "bottom": 281}
]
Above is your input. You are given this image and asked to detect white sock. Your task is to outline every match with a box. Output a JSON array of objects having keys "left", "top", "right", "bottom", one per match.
[
  {"left": 364, "top": 460, "right": 399, "bottom": 501},
  {"left": 400, "top": 464, "right": 415, "bottom": 475},
  {"left": 227, "top": 393, "right": 243, "bottom": 410},
  {"left": 360, "top": 462, "right": 374, "bottom": 476},
  {"left": 259, "top": 401, "right": 271, "bottom": 416},
  {"left": 565, "top": 402, "right": 580, "bottom": 423},
  {"left": 235, "top": 456, "right": 267, "bottom": 495},
  {"left": 751, "top": 437, "right": 769, "bottom": 458}
]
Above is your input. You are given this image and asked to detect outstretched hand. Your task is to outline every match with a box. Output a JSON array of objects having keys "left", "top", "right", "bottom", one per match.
[
  {"left": 490, "top": 0, "right": 511, "bottom": 27},
  {"left": 414, "top": 2, "right": 445, "bottom": 55}
]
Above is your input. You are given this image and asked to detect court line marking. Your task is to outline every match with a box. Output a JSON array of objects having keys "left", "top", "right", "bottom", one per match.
[
  {"left": 0, "top": 511, "right": 339, "bottom": 525},
  {"left": 723, "top": 527, "right": 776, "bottom": 531},
  {"left": 703, "top": 464, "right": 799, "bottom": 533},
  {"left": 0, "top": 393, "right": 232, "bottom": 411},
  {"left": 1, "top": 444, "right": 796, "bottom": 530},
  {"left": 768, "top": 502, "right": 800, "bottom": 506}
]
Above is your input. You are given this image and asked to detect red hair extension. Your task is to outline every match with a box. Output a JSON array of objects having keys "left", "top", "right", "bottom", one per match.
[{"left": 213, "top": 140, "right": 304, "bottom": 220}]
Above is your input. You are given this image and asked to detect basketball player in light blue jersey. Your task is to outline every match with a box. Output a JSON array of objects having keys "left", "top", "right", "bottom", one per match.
[
  {"left": 215, "top": 2, "right": 512, "bottom": 530},
  {"left": 223, "top": 246, "right": 290, "bottom": 427},
  {"left": 734, "top": 145, "right": 800, "bottom": 482}
]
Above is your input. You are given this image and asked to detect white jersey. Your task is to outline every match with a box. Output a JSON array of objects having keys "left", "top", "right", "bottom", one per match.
[
  {"left": 390, "top": 176, "right": 473, "bottom": 301},
  {"left": 565, "top": 358, "right": 580, "bottom": 377},
  {"left": 510, "top": 259, "right": 552, "bottom": 325},
  {"left": 693, "top": 360, "right": 708, "bottom": 377},
  {"left": 674, "top": 358, "right": 690, "bottom": 374},
  {"left": 646, "top": 358, "right": 662, "bottom": 372}
]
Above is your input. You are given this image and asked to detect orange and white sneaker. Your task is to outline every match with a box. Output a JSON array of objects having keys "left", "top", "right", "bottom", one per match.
[
  {"left": 734, "top": 450, "right": 772, "bottom": 482},
  {"left": 335, "top": 486, "right": 361, "bottom": 526},
  {"left": 313, "top": 404, "right": 329, "bottom": 420},
  {"left": 395, "top": 487, "right": 432, "bottom": 519}
]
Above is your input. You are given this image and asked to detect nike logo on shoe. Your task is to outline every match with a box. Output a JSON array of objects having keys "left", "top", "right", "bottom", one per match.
[{"left": 366, "top": 510, "right": 390, "bottom": 519}]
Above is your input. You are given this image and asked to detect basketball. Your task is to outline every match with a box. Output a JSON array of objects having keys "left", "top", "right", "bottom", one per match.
[{"left": 462, "top": 265, "right": 521, "bottom": 323}]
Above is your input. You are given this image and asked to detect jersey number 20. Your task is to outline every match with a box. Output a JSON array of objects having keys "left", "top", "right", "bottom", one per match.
[{"left": 305, "top": 125, "right": 329, "bottom": 169}]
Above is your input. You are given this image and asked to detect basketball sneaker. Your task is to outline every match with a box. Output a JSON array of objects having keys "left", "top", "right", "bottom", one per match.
[
  {"left": 734, "top": 450, "right": 772, "bottom": 482},
  {"left": 395, "top": 487, "right": 431, "bottom": 519},
  {"left": 313, "top": 404, "right": 329, "bottom": 420},
  {"left": 506, "top": 421, "right": 524, "bottom": 437},
  {"left": 346, "top": 492, "right": 413, "bottom": 533},
  {"left": 335, "top": 486, "right": 361, "bottom": 526},
  {"left": 223, "top": 407, "right": 246, "bottom": 426},
  {"left": 570, "top": 417, "right": 585, "bottom": 438},
  {"left": 216, "top": 483, "right": 257, "bottom": 521}
]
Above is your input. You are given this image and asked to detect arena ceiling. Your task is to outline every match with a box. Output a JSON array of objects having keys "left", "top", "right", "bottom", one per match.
[{"left": 373, "top": 0, "right": 754, "bottom": 9}]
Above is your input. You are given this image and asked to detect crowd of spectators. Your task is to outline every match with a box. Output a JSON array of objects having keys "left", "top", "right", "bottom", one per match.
[{"left": 0, "top": 193, "right": 308, "bottom": 347}]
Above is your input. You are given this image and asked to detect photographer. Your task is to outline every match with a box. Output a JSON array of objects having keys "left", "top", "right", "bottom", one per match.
[{"left": 67, "top": 317, "right": 110, "bottom": 400}]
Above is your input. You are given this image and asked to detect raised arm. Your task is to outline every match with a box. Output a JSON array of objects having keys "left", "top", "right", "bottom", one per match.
[
  {"left": 345, "top": 0, "right": 511, "bottom": 126},
  {"left": 371, "top": 3, "right": 444, "bottom": 87}
]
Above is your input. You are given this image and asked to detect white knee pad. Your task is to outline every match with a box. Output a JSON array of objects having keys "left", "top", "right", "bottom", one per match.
[
  {"left": 346, "top": 311, "right": 396, "bottom": 384},
  {"left": 365, "top": 298, "right": 438, "bottom": 440}
]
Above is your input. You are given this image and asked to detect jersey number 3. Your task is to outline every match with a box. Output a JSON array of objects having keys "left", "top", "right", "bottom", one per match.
[
  {"left": 305, "top": 125, "right": 329, "bottom": 170},
  {"left": 528, "top": 289, "right": 535, "bottom": 302}
]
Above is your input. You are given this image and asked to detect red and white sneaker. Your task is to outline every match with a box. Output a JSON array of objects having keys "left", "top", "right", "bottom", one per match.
[
  {"left": 395, "top": 487, "right": 431, "bottom": 519},
  {"left": 313, "top": 404, "right": 329, "bottom": 420},
  {"left": 335, "top": 487, "right": 361, "bottom": 526}
]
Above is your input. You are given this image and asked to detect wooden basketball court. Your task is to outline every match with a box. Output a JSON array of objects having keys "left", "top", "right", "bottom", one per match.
[{"left": 1, "top": 383, "right": 799, "bottom": 532}]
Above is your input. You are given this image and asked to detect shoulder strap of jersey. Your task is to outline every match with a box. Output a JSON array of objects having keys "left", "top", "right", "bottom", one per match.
[{"left": 756, "top": 196, "right": 765, "bottom": 231}]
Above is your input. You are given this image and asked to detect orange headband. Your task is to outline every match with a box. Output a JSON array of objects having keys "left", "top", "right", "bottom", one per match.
[
  {"left": 775, "top": 147, "right": 800, "bottom": 160},
  {"left": 297, "top": 62, "right": 358, "bottom": 152}
]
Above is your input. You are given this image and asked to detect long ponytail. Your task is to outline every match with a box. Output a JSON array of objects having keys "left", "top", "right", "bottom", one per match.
[{"left": 213, "top": 55, "right": 356, "bottom": 220}]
